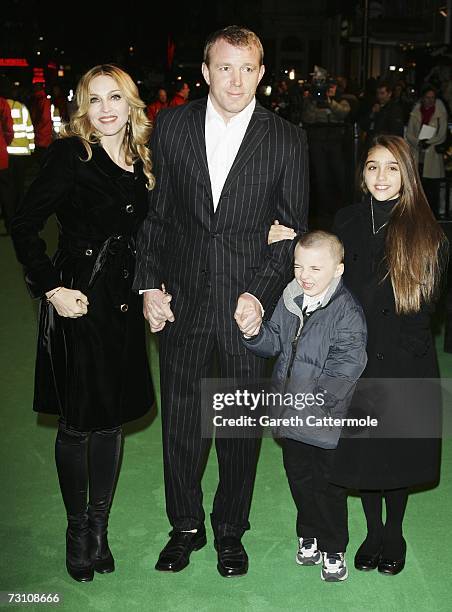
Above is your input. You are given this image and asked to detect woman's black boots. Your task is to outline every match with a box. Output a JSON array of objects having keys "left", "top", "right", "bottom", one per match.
[
  {"left": 87, "top": 426, "right": 122, "bottom": 573},
  {"left": 55, "top": 423, "right": 93, "bottom": 582},
  {"left": 55, "top": 421, "right": 122, "bottom": 581},
  {"left": 65, "top": 512, "right": 94, "bottom": 582}
]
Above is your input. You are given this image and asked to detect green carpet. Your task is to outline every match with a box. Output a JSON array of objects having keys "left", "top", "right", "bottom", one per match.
[{"left": 1, "top": 217, "right": 451, "bottom": 612}]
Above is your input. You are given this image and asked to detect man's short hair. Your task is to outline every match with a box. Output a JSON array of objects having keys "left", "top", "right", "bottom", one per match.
[
  {"left": 175, "top": 81, "right": 188, "bottom": 93},
  {"left": 377, "top": 81, "right": 393, "bottom": 94},
  {"left": 296, "top": 230, "right": 344, "bottom": 264},
  {"left": 421, "top": 83, "right": 437, "bottom": 98},
  {"left": 203, "top": 25, "right": 264, "bottom": 66}
]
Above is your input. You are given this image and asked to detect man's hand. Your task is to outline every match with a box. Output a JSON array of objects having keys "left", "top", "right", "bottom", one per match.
[
  {"left": 372, "top": 103, "right": 380, "bottom": 114},
  {"left": 143, "top": 284, "right": 175, "bottom": 333},
  {"left": 268, "top": 219, "right": 297, "bottom": 245},
  {"left": 234, "top": 293, "right": 262, "bottom": 337}
]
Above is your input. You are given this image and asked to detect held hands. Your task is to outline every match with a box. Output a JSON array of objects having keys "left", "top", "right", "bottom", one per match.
[
  {"left": 267, "top": 219, "right": 297, "bottom": 245},
  {"left": 45, "top": 287, "right": 89, "bottom": 318},
  {"left": 143, "top": 283, "right": 175, "bottom": 333},
  {"left": 234, "top": 293, "right": 262, "bottom": 337}
]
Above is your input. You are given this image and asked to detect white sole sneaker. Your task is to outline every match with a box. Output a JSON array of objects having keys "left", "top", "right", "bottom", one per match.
[
  {"left": 296, "top": 552, "right": 322, "bottom": 566},
  {"left": 296, "top": 538, "right": 321, "bottom": 566},
  {"left": 321, "top": 566, "right": 349, "bottom": 581},
  {"left": 321, "top": 552, "right": 348, "bottom": 582}
]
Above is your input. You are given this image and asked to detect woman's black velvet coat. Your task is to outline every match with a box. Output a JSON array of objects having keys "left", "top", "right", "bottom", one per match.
[
  {"left": 331, "top": 201, "right": 442, "bottom": 489},
  {"left": 11, "top": 137, "right": 154, "bottom": 430}
]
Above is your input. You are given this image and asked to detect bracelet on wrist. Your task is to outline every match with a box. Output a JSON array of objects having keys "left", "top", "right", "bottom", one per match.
[{"left": 46, "top": 287, "right": 63, "bottom": 302}]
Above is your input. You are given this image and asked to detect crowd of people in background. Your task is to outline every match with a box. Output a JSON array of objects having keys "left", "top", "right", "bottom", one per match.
[
  {"left": 268, "top": 69, "right": 452, "bottom": 224},
  {"left": 1, "top": 64, "right": 452, "bottom": 240}
]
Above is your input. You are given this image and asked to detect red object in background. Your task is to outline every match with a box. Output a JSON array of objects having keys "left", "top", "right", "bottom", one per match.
[
  {"left": 30, "top": 89, "right": 52, "bottom": 147},
  {"left": 0, "top": 96, "right": 14, "bottom": 169},
  {"left": 147, "top": 100, "right": 168, "bottom": 123},
  {"left": 167, "top": 35, "right": 175, "bottom": 70},
  {"left": 169, "top": 93, "right": 186, "bottom": 107},
  {"left": 0, "top": 58, "right": 29, "bottom": 67},
  {"left": 32, "top": 67, "right": 46, "bottom": 84}
]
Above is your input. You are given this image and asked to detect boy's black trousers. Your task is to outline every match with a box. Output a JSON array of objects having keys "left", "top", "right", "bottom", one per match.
[{"left": 282, "top": 437, "right": 348, "bottom": 553}]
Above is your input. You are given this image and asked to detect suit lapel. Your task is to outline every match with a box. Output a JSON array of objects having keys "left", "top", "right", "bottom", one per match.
[
  {"left": 220, "top": 102, "right": 269, "bottom": 198},
  {"left": 186, "top": 98, "right": 213, "bottom": 201}
]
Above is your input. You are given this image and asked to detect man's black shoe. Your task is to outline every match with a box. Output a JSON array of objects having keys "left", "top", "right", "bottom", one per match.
[
  {"left": 155, "top": 527, "right": 207, "bottom": 572},
  {"left": 214, "top": 537, "right": 248, "bottom": 577}
]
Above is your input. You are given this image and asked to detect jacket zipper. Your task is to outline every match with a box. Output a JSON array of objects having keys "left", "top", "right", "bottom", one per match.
[
  {"left": 285, "top": 309, "right": 319, "bottom": 380},
  {"left": 281, "top": 290, "right": 341, "bottom": 427},
  {"left": 286, "top": 330, "right": 302, "bottom": 380},
  {"left": 285, "top": 310, "right": 333, "bottom": 430}
]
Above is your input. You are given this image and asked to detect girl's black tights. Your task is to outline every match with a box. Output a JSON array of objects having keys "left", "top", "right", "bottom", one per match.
[{"left": 359, "top": 488, "right": 408, "bottom": 557}]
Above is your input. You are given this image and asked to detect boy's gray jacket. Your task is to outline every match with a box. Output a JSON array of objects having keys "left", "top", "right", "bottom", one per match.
[{"left": 243, "top": 277, "right": 368, "bottom": 448}]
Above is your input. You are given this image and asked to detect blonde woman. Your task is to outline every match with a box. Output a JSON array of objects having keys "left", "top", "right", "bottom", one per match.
[{"left": 11, "top": 65, "right": 155, "bottom": 582}]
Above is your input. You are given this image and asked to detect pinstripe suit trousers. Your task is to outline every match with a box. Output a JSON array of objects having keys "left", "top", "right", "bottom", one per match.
[{"left": 159, "top": 284, "right": 266, "bottom": 538}]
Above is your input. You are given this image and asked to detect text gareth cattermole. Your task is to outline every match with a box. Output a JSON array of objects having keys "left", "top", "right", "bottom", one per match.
[{"left": 212, "top": 390, "right": 325, "bottom": 411}]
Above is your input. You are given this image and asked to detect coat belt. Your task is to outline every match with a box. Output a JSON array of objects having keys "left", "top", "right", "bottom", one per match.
[{"left": 58, "top": 233, "right": 136, "bottom": 290}]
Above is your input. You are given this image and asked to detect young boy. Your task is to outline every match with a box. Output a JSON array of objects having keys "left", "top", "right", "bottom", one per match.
[{"left": 241, "top": 230, "right": 367, "bottom": 581}]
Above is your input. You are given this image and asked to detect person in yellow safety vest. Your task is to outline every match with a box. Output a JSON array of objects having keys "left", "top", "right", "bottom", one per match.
[
  {"left": 5, "top": 93, "right": 35, "bottom": 232},
  {"left": 7, "top": 98, "right": 35, "bottom": 156}
]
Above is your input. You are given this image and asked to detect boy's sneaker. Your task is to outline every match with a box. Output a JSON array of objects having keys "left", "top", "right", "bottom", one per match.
[
  {"left": 296, "top": 537, "right": 321, "bottom": 565},
  {"left": 321, "top": 552, "right": 348, "bottom": 581}
]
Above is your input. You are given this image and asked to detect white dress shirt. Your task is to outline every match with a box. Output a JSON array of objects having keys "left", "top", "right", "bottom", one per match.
[
  {"left": 302, "top": 289, "right": 328, "bottom": 314},
  {"left": 204, "top": 96, "right": 263, "bottom": 314},
  {"left": 205, "top": 95, "right": 256, "bottom": 211}
]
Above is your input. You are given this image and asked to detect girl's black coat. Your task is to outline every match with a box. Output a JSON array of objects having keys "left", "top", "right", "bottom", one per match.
[
  {"left": 331, "top": 201, "right": 442, "bottom": 489},
  {"left": 11, "top": 137, "right": 154, "bottom": 430}
]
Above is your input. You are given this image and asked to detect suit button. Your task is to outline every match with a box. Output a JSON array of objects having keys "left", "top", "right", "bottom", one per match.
[
  {"left": 120, "top": 304, "right": 128, "bottom": 312},
  {"left": 123, "top": 269, "right": 129, "bottom": 279},
  {"left": 376, "top": 352, "right": 384, "bottom": 360},
  {"left": 125, "top": 204, "right": 134, "bottom": 213},
  {"left": 85, "top": 249, "right": 93, "bottom": 256},
  {"left": 382, "top": 308, "right": 389, "bottom": 316}
]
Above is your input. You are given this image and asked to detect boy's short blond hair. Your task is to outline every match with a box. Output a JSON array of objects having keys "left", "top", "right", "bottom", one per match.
[{"left": 295, "top": 230, "right": 344, "bottom": 264}]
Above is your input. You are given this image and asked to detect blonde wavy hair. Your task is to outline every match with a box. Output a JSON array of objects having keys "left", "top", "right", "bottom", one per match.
[{"left": 60, "top": 64, "right": 155, "bottom": 190}]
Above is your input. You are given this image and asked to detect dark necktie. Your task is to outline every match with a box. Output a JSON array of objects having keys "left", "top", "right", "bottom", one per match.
[{"left": 302, "top": 305, "right": 311, "bottom": 324}]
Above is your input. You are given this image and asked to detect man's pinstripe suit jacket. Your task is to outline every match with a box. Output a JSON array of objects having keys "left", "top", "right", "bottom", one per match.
[{"left": 134, "top": 97, "right": 309, "bottom": 354}]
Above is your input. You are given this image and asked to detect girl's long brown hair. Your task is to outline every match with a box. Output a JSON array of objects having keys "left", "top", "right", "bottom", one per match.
[
  {"left": 361, "top": 135, "right": 447, "bottom": 314},
  {"left": 60, "top": 64, "right": 155, "bottom": 190}
]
